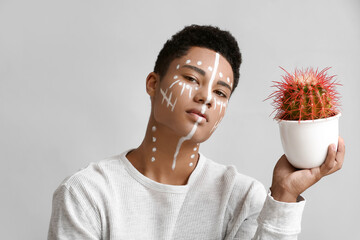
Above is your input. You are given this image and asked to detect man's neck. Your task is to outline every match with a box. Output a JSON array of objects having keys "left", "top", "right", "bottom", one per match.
[{"left": 126, "top": 119, "right": 200, "bottom": 186}]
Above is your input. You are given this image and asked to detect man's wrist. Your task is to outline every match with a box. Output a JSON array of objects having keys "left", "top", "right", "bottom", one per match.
[{"left": 270, "top": 186, "right": 298, "bottom": 203}]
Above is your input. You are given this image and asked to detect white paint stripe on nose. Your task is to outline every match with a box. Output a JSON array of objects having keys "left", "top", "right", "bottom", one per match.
[{"left": 202, "top": 53, "right": 220, "bottom": 114}]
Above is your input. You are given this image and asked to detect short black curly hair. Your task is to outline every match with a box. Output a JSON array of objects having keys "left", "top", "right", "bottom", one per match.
[{"left": 154, "top": 24, "right": 242, "bottom": 93}]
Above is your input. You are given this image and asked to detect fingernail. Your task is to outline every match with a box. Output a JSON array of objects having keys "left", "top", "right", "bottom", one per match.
[{"left": 331, "top": 144, "right": 337, "bottom": 152}]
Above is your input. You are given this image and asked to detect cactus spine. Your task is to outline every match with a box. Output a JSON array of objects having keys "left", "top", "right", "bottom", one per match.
[{"left": 268, "top": 67, "right": 341, "bottom": 121}]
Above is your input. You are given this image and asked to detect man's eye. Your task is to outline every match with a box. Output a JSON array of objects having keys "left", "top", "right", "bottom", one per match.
[
  {"left": 184, "top": 76, "right": 198, "bottom": 84},
  {"left": 214, "top": 90, "right": 227, "bottom": 98}
]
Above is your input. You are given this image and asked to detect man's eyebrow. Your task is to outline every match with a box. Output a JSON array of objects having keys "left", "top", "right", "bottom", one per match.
[
  {"left": 182, "top": 65, "right": 206, "bottom": 76},
  {"left": 217, "top": 80, "right": 232, "bottom": 91}
]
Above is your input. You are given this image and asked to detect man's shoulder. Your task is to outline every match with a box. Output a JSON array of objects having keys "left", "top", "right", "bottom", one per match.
[
  {"left": 57, "top": 154, "right": 125, "bottom": 194},
  {"left": 201, "top": 155, "right": 265, "bottom": 193}
]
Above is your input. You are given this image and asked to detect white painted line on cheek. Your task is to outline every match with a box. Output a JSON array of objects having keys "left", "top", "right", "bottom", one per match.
[
  {"left": 160, "top": 88, "right": 177, "bottom": 112},
  {"left": 188, "top": 87, "right": 192, "bottom": 98},
  {"left": 227, "top": 77, "right": 230, "bottom": 83},
  {"left": 169, "top": 80, "right": 180, "bottom": 89},
  {"left": 214, "top": 98, "right": 217, "bottom": 110},
  {"left": 180, "top": 84, "right": 186, "bottom": 96}
]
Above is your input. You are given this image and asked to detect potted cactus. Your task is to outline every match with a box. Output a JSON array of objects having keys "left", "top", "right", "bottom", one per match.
[{"left": 267, "top": 67, "right": 341, "bottom": 169}]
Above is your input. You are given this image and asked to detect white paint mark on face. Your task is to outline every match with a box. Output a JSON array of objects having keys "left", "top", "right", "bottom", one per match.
[
  {"left": 227, "top": 77, "right": 230, "bottom": 83},
  {"left": 152, "top": 147, "right": 157, "bottom": 152},
  {"left": 186, "top": 85, "right": 190, "bottom": 89},
  {"left": 219, "top": 102, "right": 223, "bottom": 114},
  {"left": 179, "top": 82, "right": 183, "bottom": 86},
  {"left": 197, "top": 61, "right": 202, "bottom": 66},
  {"left": 208, "top": 66, "right": 213, "bottom": 71},
  {"left": 160, "top": 88, "right": 177, "bottom": 112},
  {"left": 152, "top": 137, "right": 156, "bottom": 142},
  {"left": 169, "top": 80, "right": 180, "bottom": 89},
  {"left": 180, "top": 84, "right": 186, "bottom": 96},
  {"left": 176, "top": 64, "right": 180, "bottom": 69},
  {"left": 231, "top": 82, "right": 233, "bottom": 88},
  {"left": 152, "top": 126, "right": 157, "bottom": 132},
  {"left": 193, "top": 147, "right": 197, "bottom": 151},
  {"left": 174, "top": 75, "right": 178, "bottom": 79},
  {"left": 214, "top": 98, "right": 217, "bottom": 110},
  {"left": 151, "top": 157, "right": 156, "bottom": 162},
  {"left": 219, "top": 72, "right": 223, "bottom": 78},
  {"left": 188, "top": 87, "right": 192, "bottom": 98},
  {"left": 211, "top": 116, "right": 223, "bottom": 133},
  {"left": 172, "top": 53, "right": 220, "bottom": 171},
  {"left": 189, "top": 162, "right": 193, "bottom": 167},
  {"left": 191, "top": 154, "right": 195, "bottom": 159},
  {"left": 186, "top": 59, "right": 191, "bottom": 64},
  {"left": 195, "top": 87, "right": 199, "bottom": 91}
]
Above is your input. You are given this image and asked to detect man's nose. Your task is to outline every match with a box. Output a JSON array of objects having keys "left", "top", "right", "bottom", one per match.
[{"left": 193, "top": 87, "right": 214, "bottom": 109}]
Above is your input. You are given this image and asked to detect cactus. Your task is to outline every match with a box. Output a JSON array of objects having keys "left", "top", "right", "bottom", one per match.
[{"left": 267, "top": 67, "right": 341, "bottom": 121}]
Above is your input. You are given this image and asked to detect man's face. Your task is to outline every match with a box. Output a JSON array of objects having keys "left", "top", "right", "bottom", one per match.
[{"left": 152, "top": 47, "right": 234, "bottom": 143}]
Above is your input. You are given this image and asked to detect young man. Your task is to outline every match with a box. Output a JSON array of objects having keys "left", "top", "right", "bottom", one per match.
[{"left": 48, "top": 25, "right": 345, "bottom": 239}]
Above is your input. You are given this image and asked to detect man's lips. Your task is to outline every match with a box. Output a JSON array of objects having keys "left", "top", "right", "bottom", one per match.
[{"left": 186, "top": 109, "right": 208, "bottom": 122}]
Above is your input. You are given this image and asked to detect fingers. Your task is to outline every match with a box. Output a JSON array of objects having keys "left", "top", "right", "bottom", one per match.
[{"left": 320, "top": 137, "right": 345, "bottom": 176}]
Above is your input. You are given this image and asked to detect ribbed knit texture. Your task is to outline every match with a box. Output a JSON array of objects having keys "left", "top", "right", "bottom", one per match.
[{"left": 48, "top": 151, "right": 305, "bottom": 240}]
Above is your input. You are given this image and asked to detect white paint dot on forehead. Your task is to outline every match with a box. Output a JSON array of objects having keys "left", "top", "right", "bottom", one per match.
[
  {"left": 176, "top": 64, "right": 180, "bottom": 69},
  {"left": 152, "top": 147, "right": 157, "bottom": 152},
  {"left": 193, "top": 147, "right": 197, "bottom": 151},
  {"left": 208, "top": 66, "right": 213, "bottom": 71},
  {"left": 191, "top": 154, "right": 195, "bottom": 159},
  {"left": 151, "top": 157, "right": 155, "bottom": 162},
  {"left": 189, "top": 162, "right": 194, "bottom": 167},
  {"left": 197, "top": 61, "right": 202, "bottom": 66},
  {"left": 152, "top": 126, "right": 156, "bottom": 132},
  {"left": 186, "top": 59, "right": 191, "bottom": 64},
  {"left": 152, "top": 137, "right": 156, "bottom": 142},
  {"left": 173, "top": 75, "right": 178, "bottom": 79},
  {"left": 227, "top": 77, "right": 230, "bottom": 83},
  {"left": 219, "top": 72, "right": 223, "bottom": 78}
]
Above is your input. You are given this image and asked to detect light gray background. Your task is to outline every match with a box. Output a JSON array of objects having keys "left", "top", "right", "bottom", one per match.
[{"left": 1, "top": 0, "right": 359, "bottom": 239}]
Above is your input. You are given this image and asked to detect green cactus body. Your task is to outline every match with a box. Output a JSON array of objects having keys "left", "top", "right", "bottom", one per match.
[{"left": 267, "top": 67, "right": 340, "bottom": 122}]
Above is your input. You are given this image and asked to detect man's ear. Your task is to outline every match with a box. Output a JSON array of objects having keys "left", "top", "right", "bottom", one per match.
[{"left": 146, "top": 72, "right": 160, "bottom": 97}]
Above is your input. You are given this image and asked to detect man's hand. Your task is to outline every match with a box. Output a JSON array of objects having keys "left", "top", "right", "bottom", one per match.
[{"left": 270, "top": 136, "right": 345, "bottom": 202}]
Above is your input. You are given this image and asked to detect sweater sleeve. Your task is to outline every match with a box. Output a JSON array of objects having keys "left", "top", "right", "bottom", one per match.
[
  {"left": 47, "top": 184, "right": 101, "bottom": 240},
  {"left": 252, "top": 192, "right": 305, "bottom": 239},
  {"left": 226, "top": 180, "right": 305, "bottom": 240}
]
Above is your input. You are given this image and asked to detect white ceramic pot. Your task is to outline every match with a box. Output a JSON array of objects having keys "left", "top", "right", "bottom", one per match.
[{"left": 278, "top": 113, "right": 341, "bottom": 169}]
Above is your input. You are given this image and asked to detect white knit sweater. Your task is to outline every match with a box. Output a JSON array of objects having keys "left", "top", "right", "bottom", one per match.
[{"left": 48, "top": 151, "right": 305, "bottom": 239}]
